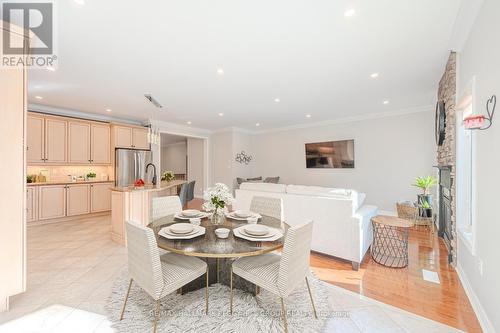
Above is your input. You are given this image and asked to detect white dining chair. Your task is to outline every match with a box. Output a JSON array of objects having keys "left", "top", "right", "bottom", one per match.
[
  {"left": 230, "top": 221, "right": 316, "bottom": 333},
  {"left": 151, "top": 195, "right": 182, "bottom": 221},
  {"left": 121, "top": 221, "right": 208, "bottom": 333},
  {"left": 250, "top": 196, "right": 283, "bottom": 222}
]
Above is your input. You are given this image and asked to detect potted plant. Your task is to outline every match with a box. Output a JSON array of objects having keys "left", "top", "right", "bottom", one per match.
[
  {"left": 202, "top": 183, "right": 234, "bottom": 225},
  {"left": 86, "top": 172, "right": 97, "bottom": 181},
  {"left": 420, "top": 199, "right": 433, "bottom": 218},
  {"left": 26, "top": 175, "right": 34, "bottom": 183},
  {"left": 161, "top": 170, "right": 175, "bottom": 182},
  {"left": 412, "top": 175, "right": 437, "bottom": 206}
]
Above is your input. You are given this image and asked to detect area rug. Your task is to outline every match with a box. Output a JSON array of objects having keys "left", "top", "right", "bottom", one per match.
[{"left": 105, "top": 268, "right": 332, "bottom": 332}]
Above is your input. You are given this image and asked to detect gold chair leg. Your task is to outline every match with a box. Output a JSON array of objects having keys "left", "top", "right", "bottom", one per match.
[
  {"left": 305, "top": 277, "right": 318, "bottom": 319},
  {"left": 153, "top": 300, "right": 160, "bottom": 333},
  {"left": 230, "top": 266, "right": 233, "bottom": 315},
  {"left": 205, "top": 267, "right": 209, "bottom": 315},
  {"left": 119, "top": 279, "right": 133, "bottom": 321},
  {"left": 255, "top": 285, "right": 260, "bottom": 296},
  {"left": 280, "top": 297, "right": 288, "bottom": 333}
]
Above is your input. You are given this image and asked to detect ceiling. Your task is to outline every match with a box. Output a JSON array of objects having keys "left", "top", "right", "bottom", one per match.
[{"left": 28, "top": 0, "right": 463, "bottom": 130}]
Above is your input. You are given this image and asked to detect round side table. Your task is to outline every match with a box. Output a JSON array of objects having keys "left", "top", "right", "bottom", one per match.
[{"left": 371, "top": 215, "right": 414, "bottom": 268}]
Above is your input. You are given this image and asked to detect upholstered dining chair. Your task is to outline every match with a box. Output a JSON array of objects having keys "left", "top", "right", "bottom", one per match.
[
  {"left": 121, "top": 221, "right": 209, "bottom": 333},
  {"left": 178, "top": 183, "right": 189, "bottom": 208},
  {"left": 151, "top": 195, "right": 183, "bottom": 221},
  {"left": 230, "top": 221, "right": 316, "bottom": 333},
  {"left": 250, "top": 196, "right": 283, "bottom": 228},
  {"left": 186, "top": 180, "right": 196, "bottom": 203}
]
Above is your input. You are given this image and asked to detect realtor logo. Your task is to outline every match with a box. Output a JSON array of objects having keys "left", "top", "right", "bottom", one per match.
[{"left": 1, "top": 1, "right": 57, "bottom": 68}]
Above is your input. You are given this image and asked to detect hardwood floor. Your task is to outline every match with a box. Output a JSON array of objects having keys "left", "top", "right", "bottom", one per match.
[{"left": 188, "top": 199, "right": 482, "bottom": 332}]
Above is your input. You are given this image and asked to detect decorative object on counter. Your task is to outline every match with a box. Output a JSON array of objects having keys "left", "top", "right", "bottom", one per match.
[
  {"left": 412, "top": 175, "right": 437, "bottom": 209},
  {"left": 133, "top": 178, "right": 145, "bottom": 187},
  {"left": 235, "top": 151, "right": 252, "bottom": 164},
  {"left": 86, "top": 172, "right": 97, "bottom": 180},
  {"left": 26, "top": 175, "right": 34, "bottom": 183},
  {"left": 37, "top": 172, "right": 47, "bottom": 183},
  {"left": 161, "top": 170, "right": 175, "bottom": 182},
  {"left": 463, "top": 95, "right": 496, "bottom": 130},
  {"left": 202, "top": 183, "right": 234, "bottom": 225}
]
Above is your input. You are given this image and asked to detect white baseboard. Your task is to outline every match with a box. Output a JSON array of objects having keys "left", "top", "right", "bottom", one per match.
[{"left": 456, "top": 263, "right": 496, "bottom": 333}]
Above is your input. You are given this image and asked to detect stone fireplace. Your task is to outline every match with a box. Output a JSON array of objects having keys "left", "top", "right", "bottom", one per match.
[{"left": 436, "top": 52, "right": 457, "bottom": 266}]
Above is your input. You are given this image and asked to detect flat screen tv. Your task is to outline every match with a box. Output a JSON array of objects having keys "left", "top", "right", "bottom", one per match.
[{"left": 305, "top": 140, "right": 355, "bottom": 168}]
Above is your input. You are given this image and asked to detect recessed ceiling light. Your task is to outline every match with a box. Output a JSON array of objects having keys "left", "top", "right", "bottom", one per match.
[
  {"left": 74, "top": 0, "right": 85, "bottom": 5},
  {"left": 218, "top": 112, "right": 224, "bottom": 117},
  {"left": 274, "top": 98, "right": 280, "bottom": 103},
  {"left": 46, "top": 66, "right": 55, "bottom": 71},
  {"left": 105, "top": 108, "right": 112, "bottom": 112},
  {"left": 306, "top": 114, "right": 312, "bottom": 118},
  {"left": 35, "top": 96, "right": 43, "bottom": 100},
  {"left": 255, "top": 123, "right": 260, "bottom": 127},
  {"left": 344, "top": 8, "right": 355, "bottom": 17},
  {"left": 370, "top": 73, "right": 379, "bottom": 78},
  {"left": 217, "top": 68, "right": 224, "bottom": 75},
  {"left": 187, "top": 121, "right": 192, "bottom": 125},
  {"left": 383, "top": 100, "right": 389, "bottom": 105}
]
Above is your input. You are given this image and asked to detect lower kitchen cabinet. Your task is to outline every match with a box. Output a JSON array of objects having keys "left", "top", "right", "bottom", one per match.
[
  {"left": 38, "top": 185, "right": 67, "bottom": 220},
  {"left": 26, "top": 187, "right": 38, "bottom": 222},
  {"left": 91, "top": 182, "right": 113, "bottom": 212},
  {"left": 66, "top": 184, "right": 91, "bottom": 216}
]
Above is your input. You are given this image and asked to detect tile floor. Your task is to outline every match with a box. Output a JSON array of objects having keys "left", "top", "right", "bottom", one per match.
[{"left": 0, "top": 215, "right": 465, "bottom": 332}]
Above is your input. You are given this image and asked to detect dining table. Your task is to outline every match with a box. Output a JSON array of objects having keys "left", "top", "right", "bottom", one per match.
[{"left": 148, "top": 213, "right": 287, "bottom": 294}]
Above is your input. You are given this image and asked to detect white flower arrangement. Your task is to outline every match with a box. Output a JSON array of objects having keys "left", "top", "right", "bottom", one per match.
[{"left": 202, "top": 183, "right": 234, "bottom": 212}]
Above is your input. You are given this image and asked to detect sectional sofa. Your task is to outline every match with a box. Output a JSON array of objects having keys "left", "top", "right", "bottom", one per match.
[{"left": 234, "top": 183, "right": 378, "bottom": 270}]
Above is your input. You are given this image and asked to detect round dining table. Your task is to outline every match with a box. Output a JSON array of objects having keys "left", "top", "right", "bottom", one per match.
[{"left": 148, "top": 214, "right": 286, "bottom": 293}]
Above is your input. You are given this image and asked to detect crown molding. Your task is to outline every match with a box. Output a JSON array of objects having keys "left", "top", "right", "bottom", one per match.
[
  {"left": 151, "top": 119, "right": 212, "bottom": 139},
  {"left": 28, "top": 103, "right": 144, "bottom": 125},
  {"left": 253, "top": 105, "right": 434, "bottom": 134}
]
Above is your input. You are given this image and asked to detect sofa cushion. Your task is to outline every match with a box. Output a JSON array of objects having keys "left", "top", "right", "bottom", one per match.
[
  {"left": 239, "top": 182, "right": 287, "bottom": 193},
  {"left": 286, "top": 185, "right": 353, "bottom": 198}
]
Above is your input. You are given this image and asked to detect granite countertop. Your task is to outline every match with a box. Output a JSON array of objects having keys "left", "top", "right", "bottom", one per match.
[
  {"left": 110, "top": 179, "right": 186, "bottom": 192},
  {"left": 27, "top": 180, "right": 114, "bottom": 186}
]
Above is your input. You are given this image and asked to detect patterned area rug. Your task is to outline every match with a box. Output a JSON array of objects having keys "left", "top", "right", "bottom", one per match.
[{"left": 105, "top": 269, "right": 332, "bottom": 332}]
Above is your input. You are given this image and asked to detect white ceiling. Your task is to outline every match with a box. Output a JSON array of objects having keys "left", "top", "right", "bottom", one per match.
[{"left": 28, "top": 0, "right": 463, "bottom": 130}]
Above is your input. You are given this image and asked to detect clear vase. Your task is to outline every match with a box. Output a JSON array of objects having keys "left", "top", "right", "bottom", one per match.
[{"left": 211, "top": 208, "right": 225, "bottom": 225}]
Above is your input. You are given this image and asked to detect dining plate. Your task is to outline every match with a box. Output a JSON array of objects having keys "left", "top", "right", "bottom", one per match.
[
  {"left": 234, "top": 210, "right": 253, "bottom": 218},
  {"left": 159, "top": 226, "right": 206, "bottom": 240},
  {"left": 181, "top": 210, "right": 202, "bottom": 218},
  {"left": 243, "top": 224, "right": 269, "bottom": 236},
  {"left": 226, "top": 212, "right": 261, "bottom": 221},
  {"left": 163, "top": 226, "right": 200, "bottom": 237},
  {"left": 175, "top": 212, "right": 210, "bottom": 220},
  {"left": 241, "top": 228, "right": 275, "bottom": 238},
  {"left": 169, "top": 223, "right": 194, "bottom": 234}
]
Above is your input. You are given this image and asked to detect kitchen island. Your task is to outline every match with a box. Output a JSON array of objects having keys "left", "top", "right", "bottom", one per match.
[{"left": 110, "top": 179, "right": 187, "bottom": 245}]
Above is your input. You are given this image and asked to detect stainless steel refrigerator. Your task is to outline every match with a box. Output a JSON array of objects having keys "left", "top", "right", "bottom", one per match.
[{"left": 115, "top": 149, "right": 153, "bottom": 187}]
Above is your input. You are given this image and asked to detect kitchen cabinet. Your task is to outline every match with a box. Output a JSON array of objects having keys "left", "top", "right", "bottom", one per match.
[
  {"left": 38, "top": 185, "right": 66, "bottom": 220},
  {"left": 27, "top": 115, "right": 45, "bottom": 163},
  {"left": 26, "top": 187, "right": 37, "bottom": 222},
  {"left": 68, "top": 121, "right": 91, "bottom": 163},
  {"left": 91, "top": 123, "right": 111, "bottom": 164},
  {"left": 45, "top": 118, "right": 67, "bottom": 163},
  {"left": 113, "top": 125, "right": 149, "bottom": 149},
  {"left": 91, "top": 182, "right": 113, "bottom": 212},
  {"left": 66, "top": 184, "right": 90, "bottom": 216}
]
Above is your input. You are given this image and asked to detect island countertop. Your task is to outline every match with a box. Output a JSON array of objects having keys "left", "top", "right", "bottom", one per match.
[{"left": 110, "top": 179, "right": 186, "bottom": 192}]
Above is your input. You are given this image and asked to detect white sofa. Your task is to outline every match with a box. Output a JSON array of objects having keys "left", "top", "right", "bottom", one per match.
[{"left": 234, "top": 183, "right": 378, "bottom": 270}]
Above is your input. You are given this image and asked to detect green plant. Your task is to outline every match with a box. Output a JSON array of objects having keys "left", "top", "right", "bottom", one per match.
[
  {"left": 86, "top": 172, "right": 96, "bottom": 178},
  {"left": 161, "top": 170, "right": 175, "bottom": 182},
  {"left": 412, "top": 176, "right": 437, "bottom": 195},
  {"left": 421, "top": 199, "right": 431, "bottom": 209},
  {"left": 26, "top": 175, "right": 34, "bottom": 183}
]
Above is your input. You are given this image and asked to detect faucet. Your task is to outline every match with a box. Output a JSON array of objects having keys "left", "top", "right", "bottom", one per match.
[{"left": 146, "top": 163, "right": 157, "bottom": 185}]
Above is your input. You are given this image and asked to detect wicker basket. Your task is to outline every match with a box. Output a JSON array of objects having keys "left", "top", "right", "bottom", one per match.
[{"left": 396, "top": 202, "right": 418, "bottom": 221}]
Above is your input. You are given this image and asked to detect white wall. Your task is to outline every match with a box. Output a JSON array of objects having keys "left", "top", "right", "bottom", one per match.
[
  {"left": 211, "top": 131, "right": 234, "bottom": 190},
  {"left": 161, "top": 142, "right": 187, "bottom": 174},
  {"left": 187, "top": 138, "right": 205, "bottom": 197},
  {"left": 251, "top": 111, "right": 437, "bottom": 211},
  {"left": 232, "top": 131, "right": 254, "bottom": 189},
  {"left": 456, "top": 0, "right": 500, "bottom": 331}
]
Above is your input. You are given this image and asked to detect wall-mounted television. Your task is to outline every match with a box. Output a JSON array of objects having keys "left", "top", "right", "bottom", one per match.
[{"left": 305, "top": 140, "right": 355, "bottom": 168}]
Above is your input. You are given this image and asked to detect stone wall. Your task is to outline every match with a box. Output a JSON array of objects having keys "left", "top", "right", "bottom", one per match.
[{"left": 437, "top": 52, "right": 457, "bottom": 265}]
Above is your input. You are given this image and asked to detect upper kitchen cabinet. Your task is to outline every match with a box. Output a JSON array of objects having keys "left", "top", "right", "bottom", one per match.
[
  {"left": 112, "top": 124, "right": 149, "bottom": 150},
  {"left": 44, "top": 117, "right": 68, "bottom": 163},
  {"left": 91, "top": 123, "right": 111, "bottom": 164},
  {"left": 68, "top": 120, "right": 91, "bottom": 164},
  {"left": 27, "top": 114, "right": 45, "bottom": 163}
]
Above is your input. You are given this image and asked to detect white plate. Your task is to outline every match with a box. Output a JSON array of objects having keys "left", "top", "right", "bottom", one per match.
[
  {"left": 241, "top": 228, "right": 275, "bottom": 238},
  {"left": 175, "top": 212, "right": 210, "bottom": 220},
  {"left": 226, "top": 212, "right": 262, "bottom": 221},
  {"left": 163, "top": 227, "right": 199, "bottom": 237},
  {"left": 159, "top": 226, "right": 206, "bottom": 240},
  {"left": 181, "top": 209, "right": 201, "bottom": 218},
  {"left": 232, "top": 226, "right": 283, "bottom": 242},
  {"left": 234, "top": 210, "right": 253, "bottom": 218},
  {"left": 169, "top": 223, "right": 194, "bottom": 234},
  {"left": 243, "top": 224, "right": 269, "bottom": 236}
]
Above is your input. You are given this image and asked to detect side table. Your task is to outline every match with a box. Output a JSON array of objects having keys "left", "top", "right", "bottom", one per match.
[{"left": 371, "top": 215, "right": 414, "bottom": 268}]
